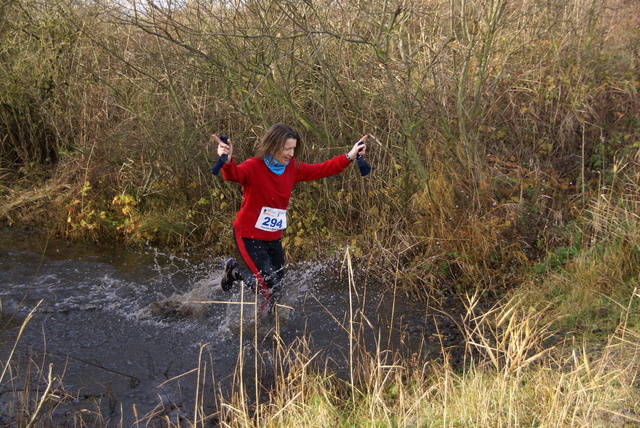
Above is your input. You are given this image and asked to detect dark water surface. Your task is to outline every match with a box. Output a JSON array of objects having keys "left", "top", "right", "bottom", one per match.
[{"left": 0, "top": 230, "right": 439, "bottom": 426}]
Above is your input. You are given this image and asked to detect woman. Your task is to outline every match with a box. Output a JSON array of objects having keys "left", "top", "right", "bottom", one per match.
[{"left": 212, "top": 123, "right": 368, "bottom": 314}]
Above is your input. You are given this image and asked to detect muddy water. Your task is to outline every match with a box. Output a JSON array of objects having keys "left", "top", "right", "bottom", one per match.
[{"left": 0, "top": 230, "right": 445, "bottom": 426}]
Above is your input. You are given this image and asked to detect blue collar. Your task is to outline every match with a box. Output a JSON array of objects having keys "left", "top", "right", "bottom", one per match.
[{"left": 264, "top": 155, "right": 289, "bottom": 176}]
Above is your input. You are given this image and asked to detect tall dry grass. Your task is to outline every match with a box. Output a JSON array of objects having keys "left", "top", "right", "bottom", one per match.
[{"left": 208, "top": 279, "right": 640, "bottom": 427}]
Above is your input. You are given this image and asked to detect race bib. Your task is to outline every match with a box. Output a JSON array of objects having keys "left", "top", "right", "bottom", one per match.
[{"left": 255, "top": 207, "right": 288, "bottom": 232}]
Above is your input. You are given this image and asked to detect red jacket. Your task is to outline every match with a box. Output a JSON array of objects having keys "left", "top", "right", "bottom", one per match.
[{"left": 222, "top": 155, "right": 351, "bottom": 240}]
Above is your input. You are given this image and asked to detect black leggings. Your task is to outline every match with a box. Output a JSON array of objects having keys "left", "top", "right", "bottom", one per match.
[{"left": 233, "top": 229, "right": 285, "bottom": 298}]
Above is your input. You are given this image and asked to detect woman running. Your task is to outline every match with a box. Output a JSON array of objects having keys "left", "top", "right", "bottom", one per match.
[{"left": 212, "top": 123, "right": 368, "bottom": 314}]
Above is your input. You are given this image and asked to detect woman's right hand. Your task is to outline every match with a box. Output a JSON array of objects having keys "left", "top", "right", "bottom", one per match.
[{"left": 213, "top": 134, "right": 233, "bottom": 163}]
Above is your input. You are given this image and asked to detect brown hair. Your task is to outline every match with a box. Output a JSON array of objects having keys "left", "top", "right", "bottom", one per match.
[{"left": 255, "top": 123, "right": 301, "bottom": 160}]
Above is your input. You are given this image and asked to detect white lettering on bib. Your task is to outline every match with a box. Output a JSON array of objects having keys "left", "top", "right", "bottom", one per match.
[{"left": 255, "top": 207, "right": 288, "bottom": 232}]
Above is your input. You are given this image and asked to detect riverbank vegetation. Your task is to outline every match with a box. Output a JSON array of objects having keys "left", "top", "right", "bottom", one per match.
[{"left": 1, "top": 0, "right": 639, "bottom": 425}]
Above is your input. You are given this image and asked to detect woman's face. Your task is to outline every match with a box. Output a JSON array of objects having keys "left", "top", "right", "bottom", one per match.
[{"left": 275, "top": 138, "right": 297, "bottom": 164}]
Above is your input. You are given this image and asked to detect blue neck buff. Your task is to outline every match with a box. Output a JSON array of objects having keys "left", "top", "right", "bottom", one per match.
[{"left": 264, "top": 155, "right": 289, "bottom": 176}]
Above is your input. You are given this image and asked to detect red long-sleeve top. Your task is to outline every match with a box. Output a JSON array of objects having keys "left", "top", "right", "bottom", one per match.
[{"left": 221, "top": 155, "right": 351, "bottom": 241}]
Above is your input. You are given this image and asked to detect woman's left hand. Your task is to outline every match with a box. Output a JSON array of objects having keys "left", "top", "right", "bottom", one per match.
[
  {"left": 347, "top": 135, "right": 368, "bottom": 161},
  {"left": 213, "top": 134, "right": 233, "bottom": 163}
]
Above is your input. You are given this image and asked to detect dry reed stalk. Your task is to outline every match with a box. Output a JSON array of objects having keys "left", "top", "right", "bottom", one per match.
[
  {"left": 253, "top": 282, "right": 260, "bottom": 427},
  {"left": 0, "top": 300, "right": 42, "bottom": 385},
  {"left": 184, "top": 300, "right": 294, "bottom": 311},
  {"left": 24, "top": 363, "right": 54, "bottom": 428},
  {"left": 192, "top": 343, "right": 209, "bottom": 427},
  {"left": 237, "top": 283, "right": 246, "bottom": 419},
  {"left": 345, "top": 246, "right": 356, "bottom": 400}
]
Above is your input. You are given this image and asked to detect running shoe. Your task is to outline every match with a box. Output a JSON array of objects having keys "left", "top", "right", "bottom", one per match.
[{"left": 220, "top": 257, "right": 239, "bottom": 291}]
